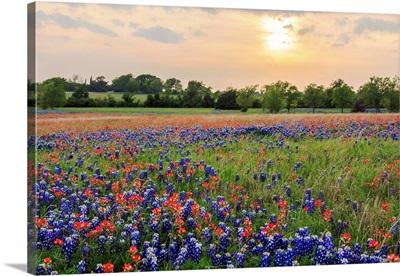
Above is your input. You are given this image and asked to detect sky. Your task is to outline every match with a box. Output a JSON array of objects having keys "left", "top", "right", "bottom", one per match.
[{"left": 31, "top": 2, "right": 399, "bottom": 91}]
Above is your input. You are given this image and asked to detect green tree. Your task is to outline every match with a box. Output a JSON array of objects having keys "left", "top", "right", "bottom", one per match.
[
  {"left": 324, "top": 79, "right": 345, "bottom": 108},
  {"left": 215, "top": 88, "right": 239, "bottom": 110},
  {"left": 202, "top": 93, "right": 215, "bottom": 108},
  {"left": 332, "top": 83, "right": 355, "bottom": 113},
  {"left": 111, "top": 73, "right": 133, "bottom": 92},
  {"left": 267, "top": 81, "right": 299, "bottom": 112},
  {"left": 357, "top": 76, "right": 395, "bottom": 113},
  {"left": 149, "top": 78, "right": 163, "bottom": 94},
  {"left": 125, "top": 79, "right": 140, "bottom": 93},
  {"left": 135, "top": 74, "right": 159, "bottom": 94},
  {"left": 303, "top": 83, "right": 326, "bottom": 113},
  {"left": 144, "top": 94, "right": 155, "bottom": 107},
  {"left": 262, "top": 84, "right": 285, "bottom": 114},
  {"left": 236, "top": 85, "right": 257, "bottom": 112},
  {"left": 182, "top": 80, "right": 208, "bottom": 108},
  {"left": 351, "top": 98, "right": 366, "bottom": 113},
  {"left": 38, "top": 77, "right": 67, "bottom": 109},
  {"left": 122, "top": 92, "right": 135, "bottom": 107},
  {"left": 383, "top": 76, "right": 400, "bottom": 113},
  {"left": 71, "top": 83, "right": 89, "bottom": 99},
  {"left": 164, "top": 78, "right": 183, "bottom": 94},
  {"left": 89, "top": 76, "right": 109, "bottom": 92}
]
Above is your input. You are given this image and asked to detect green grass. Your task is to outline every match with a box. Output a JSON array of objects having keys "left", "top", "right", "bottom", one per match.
[{"left": 39, "top": 106, "right": 358, "bottom": 115}]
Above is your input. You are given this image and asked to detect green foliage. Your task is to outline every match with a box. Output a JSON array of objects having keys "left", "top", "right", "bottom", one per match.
[
  {"left": 332, "top": 83, "right": 355, "bottom": 113},
  {"left": 383, "top": 76, "right": 400, "bottom": 113},
  {"left": 121, "top": 92, "right": 137, "bottom": 107},
  {"left": 164, "top": 78, "right": 183, "bottom": 94},
  {"left": 182, "top": 80, "right": 209, "bottom": 108},
  {"left": 38, "top": 77, "right": 67, "bottom": 109},
  {"left": 351, "top": 98, "right": 366, "bottom": 113},
  {"left": 111, "top": 73, "right": 133, "bottom": 92},
  {"left": 125, "top": 78, "right": 140, "bottom": 93},
  {"left": 357, "top": 76, "right": 395, "bottom": 112},
  {"left": 262, "top": 83, "right": 286, "bottom": 113},
  {"left": 215, "top": 89, "right": 239, "bottom": 110},
  {"left": 149, "top": 78, "right": 163, "bottom": 93},
  {"left": 71, "top": 83, "right": 89, "bottom": 99},
  {"left": 303, "top": 83, "right": 326, "bottom": 113},
  {"left": 89, "top": 76, "right": 109, "bottom": 92},
  {"left": 236, "top": 85, "right": 257, "bottom": 112}
]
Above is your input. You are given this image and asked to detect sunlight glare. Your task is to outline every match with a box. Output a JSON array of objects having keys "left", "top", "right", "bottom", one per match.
[{"left": 263, "top": 18, "right": 294, "bottom": 52}]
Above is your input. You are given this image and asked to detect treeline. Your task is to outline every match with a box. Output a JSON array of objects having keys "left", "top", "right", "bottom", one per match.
[{"left": 29, "top": 73, "right": 400, "bottom": 113}]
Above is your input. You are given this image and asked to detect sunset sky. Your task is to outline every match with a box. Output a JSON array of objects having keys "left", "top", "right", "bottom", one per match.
[{"left": 33, "top": 2, "right": 399, "bottom": 91}]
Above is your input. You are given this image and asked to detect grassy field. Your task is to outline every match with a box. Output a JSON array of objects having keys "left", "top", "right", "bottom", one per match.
[
  {"left": 37, "top": 106, "right": 357, "bottom": 114},
  {"left": 29, "top": 113, "right": 399, "bottom": 274}
]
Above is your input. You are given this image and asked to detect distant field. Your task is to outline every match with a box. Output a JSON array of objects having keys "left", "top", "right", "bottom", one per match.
[
  {"left": 43, "top": 107, "right": 357, "bottom": 114},
  {"left": 53, "top": 107, "right": 237, "bottom": 114}
]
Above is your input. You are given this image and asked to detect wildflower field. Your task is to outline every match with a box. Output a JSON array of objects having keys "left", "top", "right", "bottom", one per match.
[{"left": 28, "top": 113, "right": 400, "bottom": 274}]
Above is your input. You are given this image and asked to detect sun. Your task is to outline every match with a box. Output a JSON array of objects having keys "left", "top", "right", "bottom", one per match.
[{"left": 263, "top": 18, "right": 294, "bottom": 52}]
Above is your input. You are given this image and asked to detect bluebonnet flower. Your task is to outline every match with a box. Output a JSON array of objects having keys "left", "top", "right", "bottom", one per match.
[
  {"left": 94, "top": 264, "right": 103, "bottom": 273},
  {"left": 212, "top": 254, "right": 223, "bottom": 266},
  {"left": 274, "top": 249, "right": 285, "bottom": 266},
  {"left": 286, "top": 186, "right": 291, "bottom": 197},
  {"left": 207, "top": 244, "right": 217, "bottom": 258},
  {"left": 259, "top": 252, "right": 271, "bottom": 267},
  {"left": 76, "top": 260, "right": 86, "bottom": 274},
  {"left": 353, "top": 201, "right": 358, "bottom": 212},
  {"left": 145, "top": 247, "right": 159, "bottom": 271},
  {"left": 260, "top": 172, "right": 266, "bottom": 182},
  {"left": 62, "top": 236, "right": 75, "bottom": 262},
  {"left": 169, "top": 241, "right": 179, "bottom": 260}
]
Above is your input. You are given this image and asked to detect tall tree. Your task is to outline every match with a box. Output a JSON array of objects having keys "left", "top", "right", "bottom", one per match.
[
  {"left": 215, "top": 88, "right": 239, "bottom": 110},
  {"left": 89, "top": 76, "right": 109, "bottom": 92},
  {"left": 263, "top": 81, "right": 299, "bottom": 113},
  {"left": 383, "top": 76, "right": 400, "bottom": 113},
  {"left": 125, "top": 78, "right": 140, "bottom": 93},
  {"left": 262, "top": 84, "right": 285, "bottom": 114},
  {"left": 332, "top": 83, "right": 355, "bottom": 113},
  {"left": 38, "top": 77, "right": 67, "bottom": 109},
  {"left": 303, "top": 83, "right": 326, "bottom": 113},
  {"left": 182, "top": 80, "right": 208, "bottom": 108},
  {"left": 135, "top": 74, "right": 159, "bottom": 94},
  {"left": 236, "top": 85, "right": 257, "bottom": 112},
  {"left": 358, "top": 76, "right": 395, "bottom": 113},
  {"left": 71, "top": 83, "right": 89, "bottom": 99},
  {"left": 164, "top": 78, "right": 183, "bottom": 94},
  {"left": 324, "top": 79, "right": 345, "bottom": 108},
  {"left": 111, "top": 73, "right": 133, "bottom": 92},
  {"left": 149, "top": 78, "right": 163, "bottom": 94}
]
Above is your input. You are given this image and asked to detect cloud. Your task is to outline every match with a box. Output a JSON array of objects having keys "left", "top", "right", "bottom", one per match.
[
  {"left": 133, "top": 25, "right": 184, "bottom": 44},
  {"left": 297, "top": 25, "right": 314, "bottom": 35},
  {"left": 198, "top": 7, "right": 219, "bottom": 14},
  {"left": 332, "top": 33, "right": 352, "bottom": 48},
  {"left": 283, "top": 24, "right": 294, "bottom": 31},
  {"left": 129, "top": 22, "right": 139, "bottom": 29},
  {"left": 354, "top": 17, "right": 398, "bottom": 34},
  {"left": 112, "top": 18, "right": 124, "bottom": 27},
  {"left": 37, "top": 11, "right": 119, "bottom": 37},
  {"left": 189, "top": 28, "right": 205, "bottom": 37},
  {"left": 335, "top": 17, "right": 349, "bottom": 27}
]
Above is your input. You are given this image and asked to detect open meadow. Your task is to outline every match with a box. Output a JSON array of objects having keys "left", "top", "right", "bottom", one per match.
[{"left": 28, "top": 112, "right": 400, "bottom": 274}]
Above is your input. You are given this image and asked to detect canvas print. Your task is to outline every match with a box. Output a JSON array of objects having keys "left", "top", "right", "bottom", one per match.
[{"left": 27, "top": 1, "right": 400, "bottom": 275}]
